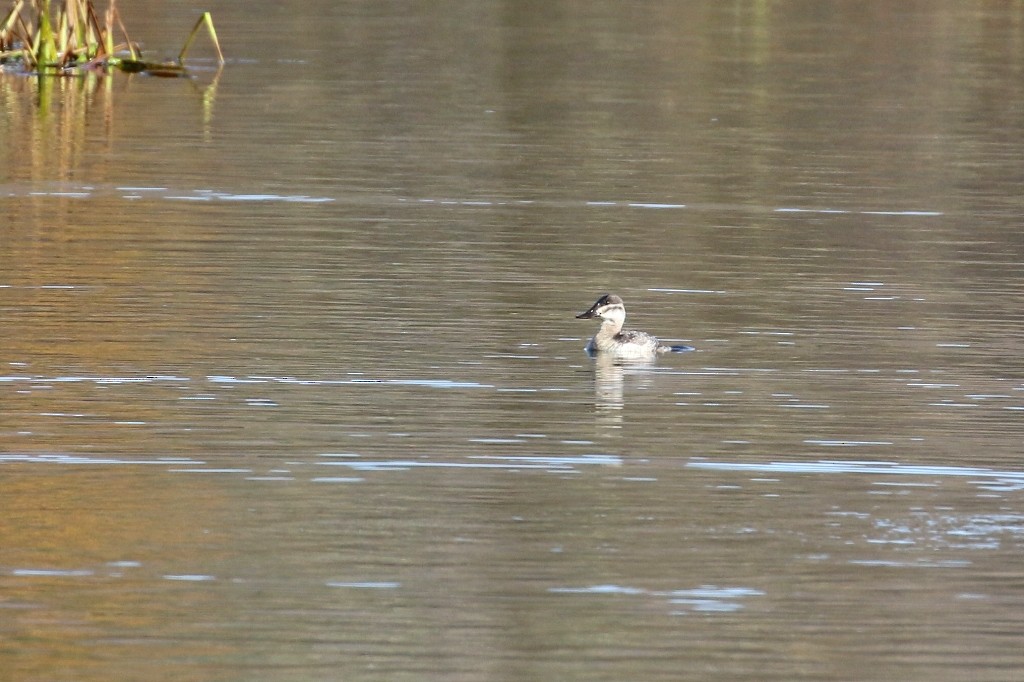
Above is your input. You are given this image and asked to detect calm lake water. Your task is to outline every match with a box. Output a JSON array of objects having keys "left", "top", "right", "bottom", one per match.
[{"left": 3, "top": 1, "right": 1024, "bottom": 680}]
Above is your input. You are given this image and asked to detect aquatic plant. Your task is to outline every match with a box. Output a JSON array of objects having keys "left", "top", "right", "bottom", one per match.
[{"left": 0, "top": 0, "right": 223, "bottom": 75}]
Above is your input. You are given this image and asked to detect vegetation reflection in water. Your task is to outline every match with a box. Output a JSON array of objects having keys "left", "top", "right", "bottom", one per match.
[{"left": 0, "top": 69, "right": 222, "bottom": 164}]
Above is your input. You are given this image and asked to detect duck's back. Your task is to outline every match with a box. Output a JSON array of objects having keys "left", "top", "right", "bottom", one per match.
[{"left": 586, "top": 329, "right": 660, "bottom": 358}]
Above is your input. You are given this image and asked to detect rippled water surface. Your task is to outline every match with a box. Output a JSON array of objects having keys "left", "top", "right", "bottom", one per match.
[{"left": 3, "top": 2, "right": 1024, "bottom": 680}]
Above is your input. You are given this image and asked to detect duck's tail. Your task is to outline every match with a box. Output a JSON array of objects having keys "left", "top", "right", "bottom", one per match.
[{"left": 658, "top": 344, "right": 696, "bottom": 353}]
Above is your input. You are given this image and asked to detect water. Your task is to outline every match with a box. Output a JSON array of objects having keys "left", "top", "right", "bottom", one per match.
[{"left": 3, "top": 1, "right": 1024, "bottom": 680}]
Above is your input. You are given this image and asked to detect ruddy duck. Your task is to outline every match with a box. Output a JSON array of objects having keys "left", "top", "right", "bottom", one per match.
[{"left": 576, "top": 294, "right": 692, "bottom": 358}]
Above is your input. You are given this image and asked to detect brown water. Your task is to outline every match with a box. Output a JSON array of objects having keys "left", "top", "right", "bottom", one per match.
[{"left": 3, "top": 1, "right": 1024, "bottom": 680}]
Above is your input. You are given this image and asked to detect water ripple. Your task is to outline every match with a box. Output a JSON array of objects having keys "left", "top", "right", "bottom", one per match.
[{"left": 688, "top": 458, "right": 1024, "bottom": 485}]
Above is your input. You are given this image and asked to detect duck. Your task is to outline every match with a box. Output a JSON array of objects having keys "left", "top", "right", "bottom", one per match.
[{"left": 576, "top": 294, "right": 692, "bottom": 358}]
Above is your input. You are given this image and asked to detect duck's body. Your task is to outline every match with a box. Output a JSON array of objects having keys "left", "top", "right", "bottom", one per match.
[{"left": 576, "top": 294, "right": 684, "bottom": 359}]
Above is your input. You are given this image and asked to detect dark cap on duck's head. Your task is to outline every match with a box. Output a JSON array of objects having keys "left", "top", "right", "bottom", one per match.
[{"left": 576, "top": 293, "right": 624, "bottom": 319}]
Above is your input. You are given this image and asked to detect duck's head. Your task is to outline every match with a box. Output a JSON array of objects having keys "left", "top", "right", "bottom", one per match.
[{"left": 576, "top": 294, "right": 626, "bottom": 323}]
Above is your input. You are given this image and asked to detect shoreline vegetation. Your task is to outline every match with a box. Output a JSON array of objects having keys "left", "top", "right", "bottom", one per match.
[{"left": 1, "top": 0, "right": 223, "bottom": 77}]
